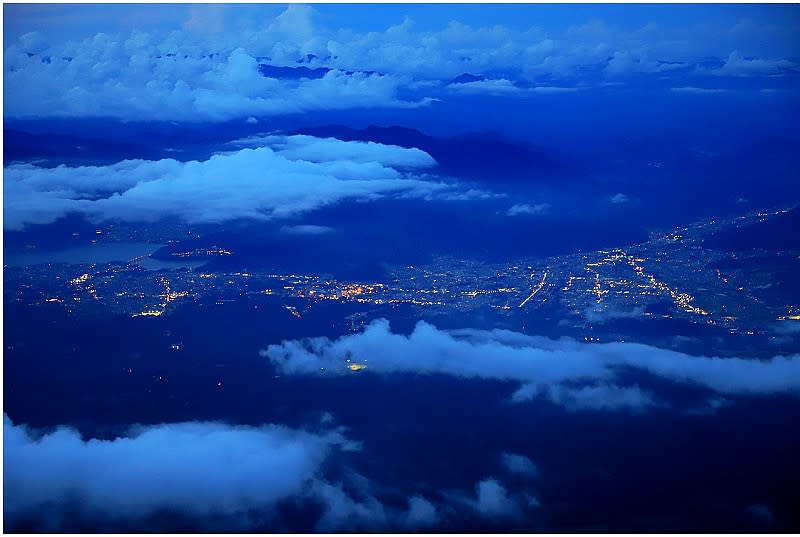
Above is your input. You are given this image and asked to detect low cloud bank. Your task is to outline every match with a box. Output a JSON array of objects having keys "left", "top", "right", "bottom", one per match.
[
  {"left": 3, "top": 416, "right": 335, "bottom": 528},
  {"left": 230, "top": 134, "right": 437, "bottom": 168},
  {"left": 3, "top": 415, "right": 446, "bottom": 532},
  {"left": 4, "top": 136, "right": 453, "bottom": 230},
  {"left": 262, "top": 319, "right": 800, "bottom": 411},
  {"left": 507, "top": 203, "right": 551, "bottom": 216}
]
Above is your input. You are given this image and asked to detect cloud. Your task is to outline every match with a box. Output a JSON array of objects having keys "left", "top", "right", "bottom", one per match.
[
  {"left": 531, "top": 86, "right": 579, "bottom": 94},
  {"left": 514, "top": 383, "right": 658, "bottom": 412},
  {"left": 771, "top": 321, "right": 800, "bottom": 335},
  {"left": 262, "top": 319, "right": 800, "bottom": 412},
  {"left": 309, "top": 479, "right": 389, "bottom": 531},
  {"left": 500, "top": 453, "right": 538, "bottom": 478},
  {"left": 3, "top": 415, "right": 358, "bottom": 530},
  {"left": 404, "top": 496, "right": 439, "bottom": 527},
  {"left": 446, "top": 80, "right": 579, "bottom": 97},
  {"left": 446, "top": 78, "right": 524, "bottom": 96},
  {"left": 4, "top": 39, "right": 428, "bottom": 121},
  {"left": 585, "top": 305, "right": 644, "bottom": 323},
  {"left": 712, "top": 51, "right": 795, "bottom": 77},
  {"left": 609, "top": 193, "right": 629, "bottom": 204},
  {"left": 8, "top": 5, "right": 797, "bottom": 120},
  {"left": 472, "top": 479, "right": 525, "bottom": 520},
  {"left": 230, "top": 134, "right": 437, "bottom": 168},
  {"left": 507, "top": 203, "right": 551, "bottom": 216},
  {"left": 747, "top": 504, "right": 776, "bottom": 526},
  {"left": 4, "top": 137, "right": 459, "bottom": 230},
  {"left": 280, "top": 224, "right": 335, "bottom": 236},
  {"left": 670, "top": 86, "right": 727, "bottom": 94},
  {"left": 686, "top": 396, "right": 732, "bottom": 416}
]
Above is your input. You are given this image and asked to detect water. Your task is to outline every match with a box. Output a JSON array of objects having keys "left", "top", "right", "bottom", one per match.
[
  {"left": 4, "top": 242, "right": 161, "bottom": 267},
  {"left": 4, "top": 241, "right": 209, "bottom": 271}
]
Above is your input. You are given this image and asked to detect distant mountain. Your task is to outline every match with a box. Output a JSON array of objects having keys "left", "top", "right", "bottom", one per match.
[
  {"left": 257, "top": 63, "right": 380, "bottom": 80},
  {"left": 4, "top": 129, "right": 156, "bottom": 166},
  {"left": 258, "top": 64, "right": 331, "bottom": 80},
  {"left": 290, "top": 124, "right": 571, "bottom": 186},
  {"left": 705, "top": 207, "right": 800, "bottom": 251},
  {"left": 449, "top": 73, "right": 488, "bottom": 84}
]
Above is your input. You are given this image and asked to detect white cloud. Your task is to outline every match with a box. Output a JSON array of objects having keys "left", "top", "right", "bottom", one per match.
[
  {"left": 8, "top": 5, "right": 795, "bottom": 120},
  {"left": 4, "top": 414, "right": 446, "bottom": 532},
  {"left": 3, "top": 137, "right": 458, "bottom": 230},
  {"left": 712, "top": 50, "right": 795, "bottom": 77},
  {"left": 446, "top": 78, "right": 524, "bottom": 96},
  {"left": 500, "top": 453, "right": 538, "bottom": 478},
  {"left": 3, "top": 415, "right": 349, "bottom": 528},
  {"left": 231, "top": 134, "right": 437, "bottom": 168},
  {"left": 310, "top": 479, "right": 389, "bottom": 531},
  {"left": 4, "top": 41, "right": 428, "bottom": 121},
  {"left": 262, "top": 319, "right": 800, "bottom": 412},
  {"left": 507, "top": 203, "right": 551, "bottom": 216},
  {"left": 446, "top": 80, "right": 579, "bottom": 97},
  {"left": 404, "top": 496, "right": 439, "bottom": 527},
  {"left": 516, "top": 383, "right": 658, "bottom": 412},
  {"left": 610, "top": 193, "right": 629, "bottom": 204},
  {"left": 473, "top": 479, "right": 525, "bottom": 520}
]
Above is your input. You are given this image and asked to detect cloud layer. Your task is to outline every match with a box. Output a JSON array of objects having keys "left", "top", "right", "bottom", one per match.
[
  {"left": 262, "top": 319, "right": 800, "bottom": 411},
  {"left": 5, "top": 5, "right": 798, "bottom": 120},
  {"left": 3, "top": 415, "right": 349, "bottom": 529},
  {"left": 4, "top": 414, "right": 522, "bottom": 531},
  {"left": 4, "top": 136, "right": 452, "bottom": 230}
]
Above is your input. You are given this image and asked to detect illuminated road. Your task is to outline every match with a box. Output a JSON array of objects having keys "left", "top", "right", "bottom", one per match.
[{"left": 518, "top": 270, "right": 548, "bottom": 308}]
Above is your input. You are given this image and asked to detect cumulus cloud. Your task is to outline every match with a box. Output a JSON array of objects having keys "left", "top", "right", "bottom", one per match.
[
  {"left": 712, "top": 51, "right": 795, "bottom": 77},
  {"left": 7, "top": 5, "right": 795, "bottom": 120},
  {"left": 471, "top": 479, "right": 526, "bottom": 520},
  {"left": 500, "top": 453, "right": 538, "bottom": 478},
  {"left": 404, "top": 496, "right": 439, "bottom": 527},
  {"left": 609, "top": 193, "right": 629, "bottom": 204},
  {"left": 262, "top": 319, "right": 800, "bottom": 412},
  {"left": 3, "top": 415, "right": 360, "bottom": 530},
  {"left": 309, "top": 479, "right": 389, "bottom": 531},
  {"left": 507, "top": 203, "right": 551, "bottom": 216},
  {"left": 4, "top": 36, "right": 428, "bottom": 121},
  {"left": 5, "top": 411, "right": 461, "bottom": 532},
  {"left": 231, "top": 134, "right": 437, "bottom": 168},
  {"left": 3, "top": 137, "right": 457, "bottom": 230}
]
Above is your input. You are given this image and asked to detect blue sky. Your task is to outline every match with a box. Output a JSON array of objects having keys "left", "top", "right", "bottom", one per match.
[{"left": 5, "top": 4, "right": 800, "bottom": 52}]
